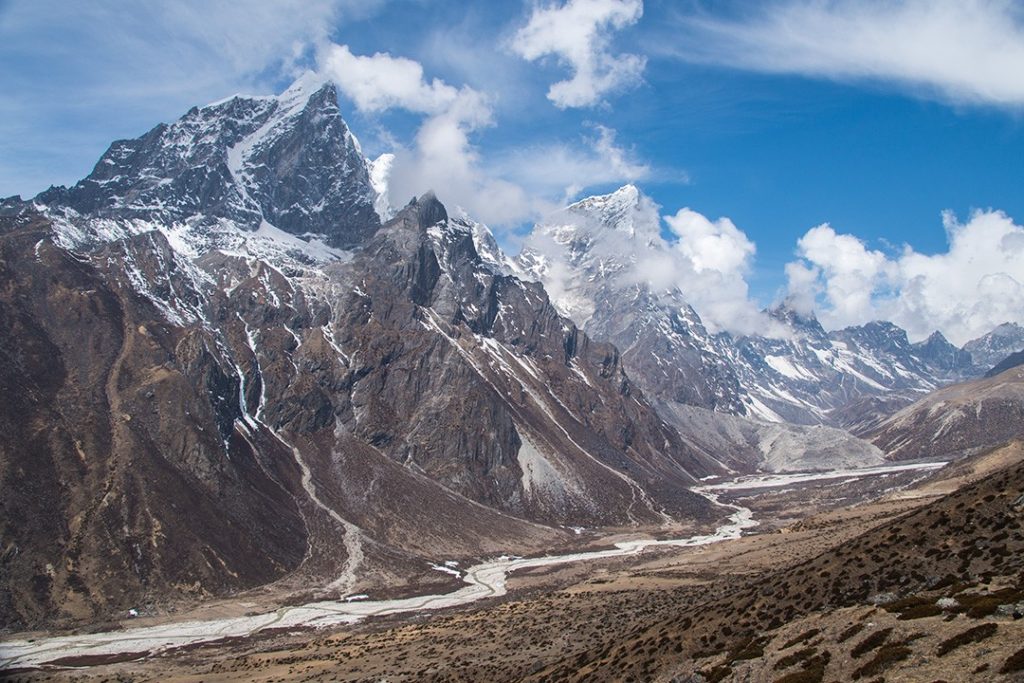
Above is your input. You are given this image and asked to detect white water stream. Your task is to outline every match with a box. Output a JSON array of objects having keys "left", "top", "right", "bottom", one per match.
[{"left": 0, "top": 462, "right": 942, "bottom": 671}]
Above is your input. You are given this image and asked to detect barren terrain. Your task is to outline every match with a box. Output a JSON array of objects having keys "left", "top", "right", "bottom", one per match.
[{"left": 5, "top": 446, "right": 1021, "bottom": 682}]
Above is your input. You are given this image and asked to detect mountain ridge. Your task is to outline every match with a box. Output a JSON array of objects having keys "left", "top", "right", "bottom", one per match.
[{"left": 514, "top": 184, "right": 1005, "bottom": 430}]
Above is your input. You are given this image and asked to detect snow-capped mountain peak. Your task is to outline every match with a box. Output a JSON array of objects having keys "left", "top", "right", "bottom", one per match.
[
  {"left": 38, "top": 72, "right": 380, "bottom": 249},
  {"left": 565, "top": 183, "right": 644, "bottom": 235},
  {"left": 964, "top": 322, "right": 1024, "bottom": 370}
]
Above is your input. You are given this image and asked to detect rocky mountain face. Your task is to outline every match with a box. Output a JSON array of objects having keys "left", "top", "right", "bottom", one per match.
[
  {"left": 868, "top": 364, "right": 1024, "bottom": 461},
  {"left": 0, "top": 208, "right": 319, "bottom": 629},
  {"left": 36, "top": 72, "right": 380, "bottom": 249},
  {"left": 965, "top": 322, "right": 1024, "bottom": 372},
  {"left": 515, "top": 185, "right": 980, "bottom": 431},
  {"left": 0, "top": 81, "right": 726, "bottom": 629}
]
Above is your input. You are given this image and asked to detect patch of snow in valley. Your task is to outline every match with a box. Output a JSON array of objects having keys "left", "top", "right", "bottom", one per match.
[
  {"left": 699, "top": 461, "right": 946, "bottom": 492},
  {"left": 430, "top": 564, "right": 462, "bottom": 579}
]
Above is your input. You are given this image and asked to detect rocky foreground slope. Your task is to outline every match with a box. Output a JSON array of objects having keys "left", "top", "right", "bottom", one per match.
[{"left": 536, "top": 445, "right": 1024, "bottom": 682}]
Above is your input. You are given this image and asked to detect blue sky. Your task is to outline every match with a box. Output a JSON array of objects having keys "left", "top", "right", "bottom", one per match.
[{"left": 2, "top": 0, "right": 1023, "bottom": 343}]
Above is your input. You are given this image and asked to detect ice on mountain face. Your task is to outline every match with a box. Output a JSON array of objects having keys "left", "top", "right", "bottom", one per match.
[{"left": 369, "top": 153, "right": 395, "bottom": 222}]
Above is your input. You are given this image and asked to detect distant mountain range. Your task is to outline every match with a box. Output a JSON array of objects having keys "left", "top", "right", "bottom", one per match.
[{"left": 513, "top": 185, "right": 1021, "bottom": 430}]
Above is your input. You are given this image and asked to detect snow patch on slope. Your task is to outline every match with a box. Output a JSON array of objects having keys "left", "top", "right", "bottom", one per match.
[{"left": 369, "top": 153, "right": 394, "bottom": 221}]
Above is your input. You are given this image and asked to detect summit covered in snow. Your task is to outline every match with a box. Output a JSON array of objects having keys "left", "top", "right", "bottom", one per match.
[{"left": 37, "top": 72, "right": 383, "bottom": 250}]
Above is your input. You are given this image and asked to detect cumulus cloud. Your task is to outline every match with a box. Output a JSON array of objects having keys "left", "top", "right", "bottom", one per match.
[
  {"left": 319, "top": 44, "right": 477, "bottom": 116},
  {"left": 786, "top": 210, "right": 1024, "bottom": 345},
  {"left": 319, "top": 43, "right": 535, "bottom": 224},
  {"left": 658, "top": 207, "right": 771, "bottom": 335},
  {"left": 792, "top": 224, "right": 897, "bottom": 325},
  {"left": 666, "top": 0, "right": 1024, "bottom": 108},
  {"left": 511, "top": 0, "right": 646, "bottom": 108},
  {"left": 783, "top": 260, "right": 822, "bottom": 317},
  {"left": 527, "top": 188, "right": 779, "bottom": 336},
  {"left": 665, "top": 209, "right": 755, "bottom": 276}
]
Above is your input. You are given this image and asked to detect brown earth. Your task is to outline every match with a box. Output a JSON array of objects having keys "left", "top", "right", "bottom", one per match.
[
  {"left": 870, "top": 365, "right": 1024, "bottom": 460},
  {"left": 9, "top": 441, "right": 1021, "bottom": 682}
]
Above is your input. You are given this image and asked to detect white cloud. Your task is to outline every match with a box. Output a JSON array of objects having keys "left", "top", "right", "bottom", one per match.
[
  {"left": 786, "top": 210, "right": 1024, "bottom": 345},
  {"left": 659, "top": 207, "right": 770, "bottom": 335},
  {"left": 318, "top": 43, "right": 530, "bottom": 224},
  {"left": 665, "top": 209, "right": 755, "bottom": 276},
  {"left": 494, "top": 124, "right": 652, "bottom": 203},
  {"left": 511, "top": 0, "right": 646, "bottom": 108},
  {"left": 0, "top": 0, "right": 363, "bottom": 106},
  {"left": 319, "top": 44, "right": 470, "bottom": 116},
  {"left": 320, "top": 44, "right": 655, "bottom": 226},
  {"left": 527, "top": 188, "right": 779, "bottom": 336},
  {"left": 783, "top": 260, "right": 822, "bottom": 316},
  {"left": 792, "top": 224, "right": 896, "bottom": 326},
  {"left": 668, "top": 0, "right": 1024, "bottom": 108}
]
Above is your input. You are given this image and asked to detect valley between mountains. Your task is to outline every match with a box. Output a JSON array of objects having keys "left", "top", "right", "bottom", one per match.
[{"left": 2, "top": 75, "right": 1024, "bottom": 682}]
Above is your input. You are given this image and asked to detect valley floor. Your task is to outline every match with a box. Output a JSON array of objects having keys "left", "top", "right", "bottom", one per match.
[{"left": 1, "top": 452, "right": 1021, "bottom": 682}]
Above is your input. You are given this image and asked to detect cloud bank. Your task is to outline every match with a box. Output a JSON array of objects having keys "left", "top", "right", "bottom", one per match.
[
  {"left": 668, "top": 0, "right": 1024, "bottom": 108},
  {"left": 786, "top": 210, "right": 1024, "bottom": 345},
  {"left": 511, "top": 0, "right": 646, "bottom": 108},
  {"left": 528, "top": 187, "right": 1024, "bottom": 345}
]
